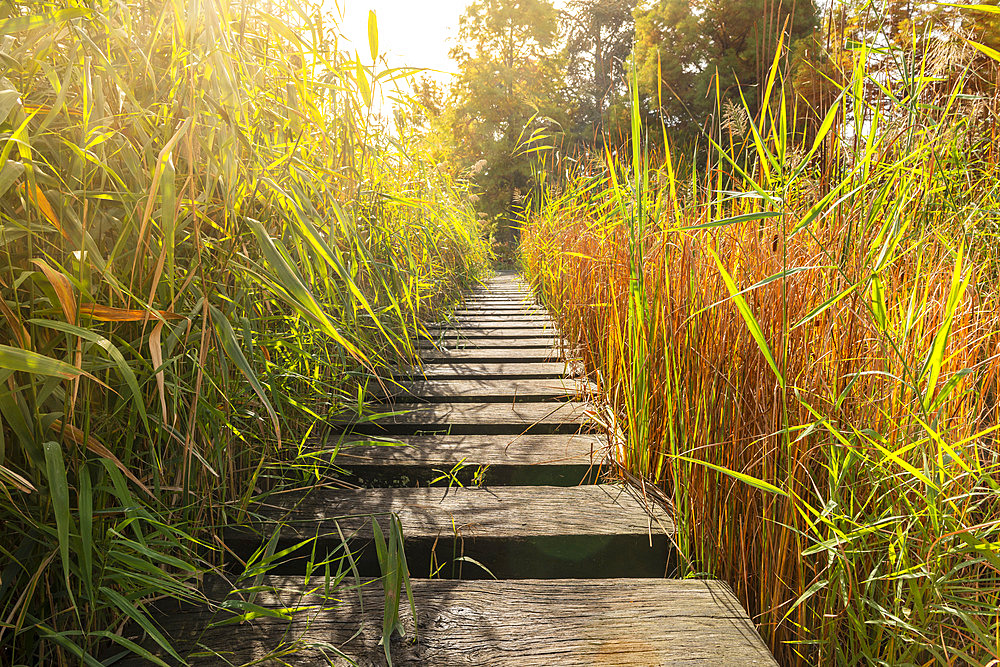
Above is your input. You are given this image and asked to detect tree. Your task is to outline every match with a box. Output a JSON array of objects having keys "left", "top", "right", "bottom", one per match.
[
  {"left": 446, "top": 0, "right": 566, "bottom": 241},
  {"left": 632, "top": 0, "right": 819, "bottom": 137},
  {"left": 562, "top": 0, "right": 637, "bottom": 144}
]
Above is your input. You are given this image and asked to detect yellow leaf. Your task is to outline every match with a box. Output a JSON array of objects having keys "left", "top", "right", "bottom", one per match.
[{"left": 31, "top": 259, "right": 76, "bottom": 322}]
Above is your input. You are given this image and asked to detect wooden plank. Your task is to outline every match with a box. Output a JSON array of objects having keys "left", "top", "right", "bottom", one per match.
[
  {"left": 423, "top": 327, "right": 557, "bottom": 338},
  {"left": 427, "top": 319, "right": 555, "bottom": 329},
  {"left": 468, "top": 292, "right": 532, "bottom": 298},
  {"left": 131, "top": 578, "right": 776, "bottom": 666},
  {"left": 416, "top": 337, "right": 562, "bottom": 349},
  {"left": 321, "top": 433, "right": 603, "bottom": 466},
  {"left": 448, "top": 315, "right": 553, "bottom": 323},
  {"left": 419, "top": 347, "right": 564, "bottom": 362},
  {"left": 449, "top": 311, "right": 551, "bottom": 318},
  {"left": 305, "top": 433, "right": 606, "bottom": 485},
  {"left": 459, "top": 301, "right": 542, "bottom": 307},
  {"left": 225, "top": 485, "right": 674, "bottom": 579},
  {"left": 374, "top": 377, "right": 594, "bottom": 401},
  {"left": 250, "top": 484, "right": 666, "bottom": 541},
  {"left": 402, "top": 362, "right": 572, "bottom": 379},
  {"left": 332, "top": 401, "right": 593, "bottom": 434},
  {"left": 452, "top": 309, "right": 547, "bottom": 316}
]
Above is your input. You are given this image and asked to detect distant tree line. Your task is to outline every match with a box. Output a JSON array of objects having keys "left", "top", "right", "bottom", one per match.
[{"left": 396, "top": 0, "right": 1000, "bottom": 245}]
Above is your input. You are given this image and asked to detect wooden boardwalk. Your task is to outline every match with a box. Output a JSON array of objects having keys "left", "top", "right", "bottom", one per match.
[{"left": 130, "top": 273, "right": 776, "bottom": 665}]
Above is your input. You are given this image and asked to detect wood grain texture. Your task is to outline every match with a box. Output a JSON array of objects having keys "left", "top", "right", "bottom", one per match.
[
  {"left": 374, "top": 378, "right": 595, "bottom": 401},
  {"left": 419, "top": 347, "right": 565, "bottom": 362},
  {"left": 317, "top": 432, "right": 605, "bottom": 486},
  {"left": 452, "top": 307, "right": 546, "bottom": 314},
  {"left": 401, "top": 362, "right": 574, "bottom": 379},
  {"left": 417, "top": 337, "right": 562, "bottom": 349},
  {"left": 128, "top": 578, "right": 776, "bottom": 666},
  {"left": 226, "top": 486, "right": 673, "bottom": 579},
  {"left": 319, "top": 433, "right": 605, "bottom": 467},
  {"left": 421, "top": 328, "right": 558, "bottom": 339},
  {"left": 434, "top": 319, "right": 555, "bottom": 329},
  {"left": 245, "top": 484, "right": 670, "bottom": 542},
  {"left": 461, "top": 299, "right": 538, "bottom": 306},
  {"left": 332, "top": 401, "right": 594, "bottom": 434}
]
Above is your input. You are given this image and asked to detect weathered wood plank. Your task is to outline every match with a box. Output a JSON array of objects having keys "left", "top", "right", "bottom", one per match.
[
  {"left": 401, "top": 362, "right": 573, "bottom": 379},
  {"left": 373, "top": 377, "right": 594, "bottom": 401},
  {"left": 427, "top": 318, "right": 554, "bottom": 328},
  {"left": 416, "top": 337, "right": 562, "bottom": 349},
  {"left": 447, "top": 312, "right": 552, "bottom": 319},
  {"left": 454, "top": 303, "right": 548, "bottom": 315},
  {"left": 131, "top": 577, "right": 775, "bottom": 666},
  {"left": 244, "top": 484, "right": 667, "bottom": 540},
  {"left": 439, "top": 317, "right": 554, "bottom": 327},
  {"left": 320, "top": 433, "right": 604, "bottom": 466},
  {"left": 225, "top": 485, "right": 673, "bottom": 579},
  {"left": 422, "top": 327, "right": 557, "bottom": 338},
  {"left": 428, "top": 322, "right": 555, "bottom": 333},
  {"left": 451, "top": 311, "right": 547, "bottom": 319},
  {"left": 310, "top": 433, "right": 606, "bottom": 486},
  {"left": 419, "top": 347, "right": 564, "bottom": 362},
  {"left": 333, "top": 401, "right": 593, "bottom": 434}
]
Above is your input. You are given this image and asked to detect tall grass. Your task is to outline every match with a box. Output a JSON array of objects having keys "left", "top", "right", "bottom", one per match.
[
  {"left": 523, "top": 14, "right": 1000, "bottom": 665},
  {"left": 0, "top": 0, "right": 488, "bottom": 663}
]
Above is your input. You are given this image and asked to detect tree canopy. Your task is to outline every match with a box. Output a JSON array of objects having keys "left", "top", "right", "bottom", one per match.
[
  {"left": 446, "top": 0, "right": 566, "bottom": 240},
  {"left": 632, "top": 0, "right": 818, "bottom": 136}
]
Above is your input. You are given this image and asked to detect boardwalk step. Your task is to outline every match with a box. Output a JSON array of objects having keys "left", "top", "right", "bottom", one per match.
[
  {"left": 333, "top": 401, "right": 592, "bottom": 435},
  {"left": 402, "top": 362, "right": 572, "bottom": 379},
  {"left": 417, "top": 337, "right": 562, "bottom": 349},
  {"left": 374, "top": 378, "right": 593, "bottom": 402},
  {"left": 309, "top": 433, "right": 605, "bottom": 486},
  {"left": 435, "top": 315, "right": 554, "bottom": 325},
  {"left": 423, "top": 327, "right": 557, "bottom": 338},
  {"left": 225, "top": 485, "right": 673, "bottom": 579},
  {"left": 419, "top": 348, "right": 565, "bottom": 362},
  {"left": 452, "top": 306, "right": 547, "bottom": 314},
  {"left": 131, "top": 577, "right": 776, "bottom": 666}
]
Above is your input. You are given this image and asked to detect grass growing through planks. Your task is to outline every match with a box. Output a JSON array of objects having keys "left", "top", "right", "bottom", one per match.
[
  {"left": 0, "top": 0, "right": 488, "bottom": 663},
  {"left": 523, "top": 13, "right": 1000, "bottom": 666}
]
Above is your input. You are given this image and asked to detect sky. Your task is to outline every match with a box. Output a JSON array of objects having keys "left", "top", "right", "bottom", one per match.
[{"left": 329, "top": 0, "right": 471, "bottom": 82}]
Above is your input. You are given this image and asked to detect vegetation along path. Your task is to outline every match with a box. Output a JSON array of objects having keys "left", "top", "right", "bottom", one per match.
[{"left": 132, "top": 273, "right": 776, "bottom": 665}]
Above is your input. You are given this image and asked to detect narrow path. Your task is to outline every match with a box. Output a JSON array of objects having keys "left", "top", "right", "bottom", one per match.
[{"left": 137, "top": 272, "right": 776, "bottom": 665}]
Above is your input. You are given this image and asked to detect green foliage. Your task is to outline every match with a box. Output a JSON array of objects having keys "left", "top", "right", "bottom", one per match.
[
  {"left": 562, "top": 0, "right": 637, "bottom": 144},
  {"left": 445, "top": 0, "right": 567, "bottom": 241},
  {"left": 632, "top": 0, "right": 817, "bottom": 134},
  {"left": 523, "top": 2, "right": 1000, "bottom": 663},
  {"left": 0, "top": 0, "right": 489, "bottom": 663}
]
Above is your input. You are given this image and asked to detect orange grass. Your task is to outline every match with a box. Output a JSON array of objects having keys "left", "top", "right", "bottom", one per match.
[{"left": 523, "top": 35, "right": 1000, "bottom": 665}]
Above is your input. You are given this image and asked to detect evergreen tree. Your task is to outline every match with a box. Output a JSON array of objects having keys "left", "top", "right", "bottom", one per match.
[{"left": 632, "top": 0, "right": 819, "bottom": 137}]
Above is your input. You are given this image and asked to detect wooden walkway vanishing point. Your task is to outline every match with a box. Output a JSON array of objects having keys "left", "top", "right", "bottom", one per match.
[{"left": 131, "top": 273, "right": 777, "bottom": 665}]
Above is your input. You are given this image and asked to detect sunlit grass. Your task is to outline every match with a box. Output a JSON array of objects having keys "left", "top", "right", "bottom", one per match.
[
  {"left": 0, "top": 0, "right": 488, "bottom": 663},
  {"left": 523, "top": 23, "right": 1000, "bottom": 666}
]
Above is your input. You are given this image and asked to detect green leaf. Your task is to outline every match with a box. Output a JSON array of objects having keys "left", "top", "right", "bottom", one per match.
[
  {"left": 246, "top": 218, "right": 368, "bottom": 363},
  {"left": 792, "top": 283, "right": 858, "bottom": 329},
  {"left": 0, "top": 8, "right": 90, "bottom": 36},
  {"left": 0, "top": 159, "right": 24, "bottom": 196},
  {"left": 675, "top": 210, "right": 781, "bottom": 232},
  {"left": 368, "top": 10, "right": 379, "bottom": 62},
  {"left": 706, "top": 247, "right": 785, "bottom": 388},
  {"left": 356, "top": 57, "right": 372, "bottom": 107},
  {"left": 667, "top": 453, "right": 788, "bottom": 496},
  {"left": 99, "top": 586, "right": 184, "bottom": 663},
  {"left": 210, "top": 306, "right": 280, "bottom": 444},
  {"left": 43, "top": 441, "right": 75, "bottom": 602},
  {"left": 0, "top": 344, "right": 90, "bottom": 380},
  {"left": 968, "top": 39, "right": 1000, "bottom": 62},
  {"left": 29, "top": 319, "right": 150, "bottom": 436}
]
